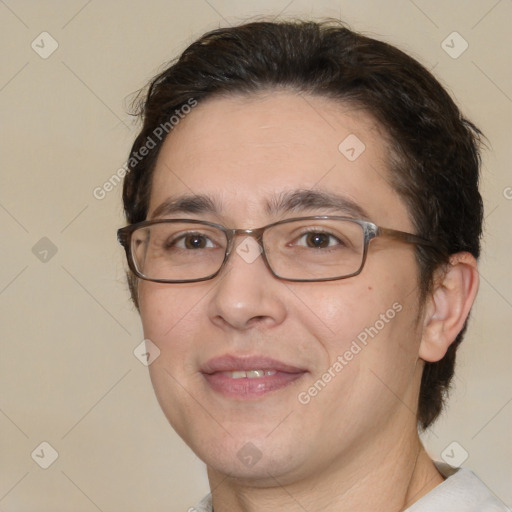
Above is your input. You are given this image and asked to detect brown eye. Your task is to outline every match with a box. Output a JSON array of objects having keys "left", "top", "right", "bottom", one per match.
[
  {"left": 305, "top": 233, "right": 331, "bottom": 248},
  {"left": 166, "top": 233, "right": 216, "bottom": 250},
  {"left": 184, "top": 235, "right": 208, "bottom": 249},
  {"left": 295, "top": 231, "right": 340, "bottom": 249}
]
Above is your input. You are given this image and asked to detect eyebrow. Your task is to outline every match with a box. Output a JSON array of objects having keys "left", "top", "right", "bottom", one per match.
[
  {"left": 266, "top": 189, "right": 371, "bottom": 220},
  {"left": 149, "top": 189, "right": 371, "bottom": 221},
  {"left": 149, "top": 195, "right": 219, "bottom": 219}
]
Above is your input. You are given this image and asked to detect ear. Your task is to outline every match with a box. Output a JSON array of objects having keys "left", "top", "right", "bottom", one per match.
[{"left": 419, "top": 252, "right": 479, "bottom": 363}]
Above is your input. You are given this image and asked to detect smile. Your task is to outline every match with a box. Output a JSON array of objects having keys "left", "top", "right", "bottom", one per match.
[
  {"left": 201, "top": 355, "right": 307, "bottom": 399},
  {"left": 222, "top": 370, "right": 277, "bottom": 379}
]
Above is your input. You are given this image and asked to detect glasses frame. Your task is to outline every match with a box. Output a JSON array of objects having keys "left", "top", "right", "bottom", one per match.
[{"left": 117, "top": 216, "right": 438, "bottom": 283}]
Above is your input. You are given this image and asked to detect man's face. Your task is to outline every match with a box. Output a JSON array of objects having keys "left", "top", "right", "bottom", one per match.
[{"left": 138, "top": 92, "right": 426, "bottom": 483}]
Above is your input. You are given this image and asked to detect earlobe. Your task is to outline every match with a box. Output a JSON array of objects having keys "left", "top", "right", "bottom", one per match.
[{"left": 419, "top": 252, "right": 480, "bottom": 363}]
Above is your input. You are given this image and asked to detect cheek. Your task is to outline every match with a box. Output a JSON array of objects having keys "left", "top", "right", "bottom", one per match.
[
  {"left": 138, "top": 281, "right": 208, "bottom": 342},
  {"left": 290, "top": 257, "right": 421, "bottom": 371},
  {"left": 286, "top": 279, "right": 387, "bottom": 349},
  {"left": 297, "top": 289, "right": 421, "bottom": 428},
  {"left": 138, "top": 283, "right": 208, "bottom": 433}
]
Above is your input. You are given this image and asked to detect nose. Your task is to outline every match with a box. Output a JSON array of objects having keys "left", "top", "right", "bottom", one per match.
[{"left": 207, "top": 236, "right": 287, "bottom": 331}]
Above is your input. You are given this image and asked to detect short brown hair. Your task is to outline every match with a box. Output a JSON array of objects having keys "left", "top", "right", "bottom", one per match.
[{"left": 122, "top": 19, "right": 484, "bottom": 430}]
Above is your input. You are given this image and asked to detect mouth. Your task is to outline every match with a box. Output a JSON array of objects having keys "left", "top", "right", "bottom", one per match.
[{"left": 201, "top": 355, "right": 308, "bottom": 399}]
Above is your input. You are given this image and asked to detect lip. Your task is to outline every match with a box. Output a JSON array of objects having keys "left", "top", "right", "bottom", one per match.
[
  {"left": 201, "top": 354, "right": 308, "bottom": 399},
  {"left": 202, "top": 354, "right": 306, "bottom": 374}
]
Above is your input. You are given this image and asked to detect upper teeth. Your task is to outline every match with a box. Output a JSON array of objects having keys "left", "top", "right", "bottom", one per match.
[{"left": 222, "top": 370, "right": 277, "bottom": 379}]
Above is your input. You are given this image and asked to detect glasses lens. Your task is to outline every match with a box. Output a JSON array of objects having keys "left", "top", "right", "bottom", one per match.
[
  {"left": 130, "top": 222, "right": 227, "bottom": 281},
  {"left": 264, "top": 218, "right": 365, "bottom": 280}
]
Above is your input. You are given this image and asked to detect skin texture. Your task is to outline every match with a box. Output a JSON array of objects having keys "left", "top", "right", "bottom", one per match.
[{"left": 136, "top": 91, "right": 479, "bottom": 511}]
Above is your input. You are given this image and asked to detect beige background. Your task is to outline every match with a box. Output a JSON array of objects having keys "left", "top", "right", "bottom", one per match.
[{"left": 0, "top": 0, "right": 511, "bottom": 510}]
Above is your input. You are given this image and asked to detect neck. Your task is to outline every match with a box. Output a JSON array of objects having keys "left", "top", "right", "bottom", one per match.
[{"left": 207, "top": 428, "right": 444, "bottom": 512}]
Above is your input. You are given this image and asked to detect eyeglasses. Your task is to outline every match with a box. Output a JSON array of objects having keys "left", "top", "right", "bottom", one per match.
[{"left": 117, "top": 216, "right": 436, "bottom": 283}]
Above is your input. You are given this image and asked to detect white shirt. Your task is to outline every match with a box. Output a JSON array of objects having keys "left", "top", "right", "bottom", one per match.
[{"left": 190, "top": 463, "right": 510, "bottom": 511}]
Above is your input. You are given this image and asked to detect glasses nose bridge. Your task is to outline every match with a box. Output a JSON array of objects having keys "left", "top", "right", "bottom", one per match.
[
  {"left": 224, "top": 226, "right": 266, "bottom": 258},
  {"left": 229, "top": 226, "right": 266, "bottom": 241}
]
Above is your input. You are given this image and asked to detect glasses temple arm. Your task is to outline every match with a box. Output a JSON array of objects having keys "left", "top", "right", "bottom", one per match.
[{"left": 377, "top": 226, "right": 441, "bottom": 250}]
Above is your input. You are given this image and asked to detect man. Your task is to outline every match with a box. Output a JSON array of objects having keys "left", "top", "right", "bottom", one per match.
[{"left": 117, "top": 19, "right": 508, "bottom": 511}]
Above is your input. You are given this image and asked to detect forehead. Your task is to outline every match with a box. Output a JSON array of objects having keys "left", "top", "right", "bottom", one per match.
[{"left": 149, "top": 91, "right": 411, "bottom": 230}]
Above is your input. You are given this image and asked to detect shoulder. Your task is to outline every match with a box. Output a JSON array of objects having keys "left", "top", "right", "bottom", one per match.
[
  {"left": 190, "top": 465, "right": 509, "bottom": 512},
  {"left": 405, "top": 462, "right": 510, "bottom": 512},
  {"left": 190, "top": 493, "right": 212, "bottom": 512}
]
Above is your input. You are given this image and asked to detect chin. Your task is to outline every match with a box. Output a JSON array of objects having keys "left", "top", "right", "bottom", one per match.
[{"left": 187, "top": 428, "right": 309, "bottom": 484}]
